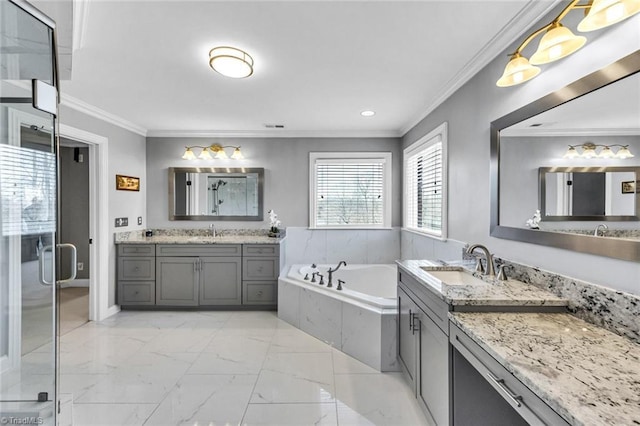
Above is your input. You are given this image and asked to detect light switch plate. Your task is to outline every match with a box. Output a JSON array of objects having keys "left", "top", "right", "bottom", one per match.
[{"left": 115, "top": 217, "right": 128, "bottom": 227}]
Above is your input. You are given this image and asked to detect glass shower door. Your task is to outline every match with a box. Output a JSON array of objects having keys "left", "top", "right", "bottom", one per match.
[{"left": 1, "top": 1, "right": 60, "bottom": 424}]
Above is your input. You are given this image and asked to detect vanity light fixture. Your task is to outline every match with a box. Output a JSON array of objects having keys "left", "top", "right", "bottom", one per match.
[
  {"left": 563, "top": 142, "right": 635, "bottom": 159},
  {"left": 209, "top": 46, "right": 254, "bottom": 79},
  {"left": 182, "top": 144, "right": 244, "bottom": 160},
  {"left": 497, "top": 0, "right": 640, "bottom": 87}
]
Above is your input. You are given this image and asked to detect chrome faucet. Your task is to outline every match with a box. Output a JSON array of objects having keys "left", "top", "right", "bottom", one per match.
[
  {"left": 594, "top": 224, "right": 608, "bottom": 237},
  {"left": 466, "top": 244, "right": 496, "bottom": 277},
  {"left": 209, "top": 223, "right": 216, "bottom": 237},
  {"left": 327, "top": 261, "right": 347, "bottom": 288}
]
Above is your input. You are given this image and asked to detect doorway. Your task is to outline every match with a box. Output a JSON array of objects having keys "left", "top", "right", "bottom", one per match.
[{"left": 58, "top": 140, "right": 91, "bottom": 334}]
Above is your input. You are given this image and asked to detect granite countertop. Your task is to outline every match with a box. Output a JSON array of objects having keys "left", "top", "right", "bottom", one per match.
[
  {"left": 114, "top": 229, "right": 284, "bottom": 245},
  {"left": 396, "top": 259, "right": 568, "bottom": 307},
  {"left": 450, "top": 312, "right": 640, "bottom": 426}
]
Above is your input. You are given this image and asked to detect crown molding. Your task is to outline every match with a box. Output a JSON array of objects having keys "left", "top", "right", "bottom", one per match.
[
  {"left": 501, "top": 127, "right": 640, "bottom": 137},
  {"left": 146, "top": 128, "right": 402, "bottom": 139},
  {"left": 399, "top": 0, "right": 562, "bottom": 137},
  {"left": 60, "top": 94, "right": 148, "bottom": 136}
]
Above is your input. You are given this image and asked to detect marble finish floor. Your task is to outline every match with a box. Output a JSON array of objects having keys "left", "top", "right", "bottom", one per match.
[
  {"left": 60, "top": 311, "right": 428, "bottom": 425},
  {"left": 59, "top": 287, "right": 90, "bottom": 336}
]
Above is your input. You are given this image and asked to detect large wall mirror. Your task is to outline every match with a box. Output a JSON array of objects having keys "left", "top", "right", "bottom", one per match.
[
  {"left": 490, "top": 50, "right": 640, "bottom": 262},
  {"left": 169, "top": 167, "right": 264, "bottom": 221}
]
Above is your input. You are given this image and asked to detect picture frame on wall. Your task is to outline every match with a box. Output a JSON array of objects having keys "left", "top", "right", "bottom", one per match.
[
  {"left": 621, "top": 180, "right": 638, "bottom": 194},
  {"left": 116, "top": 174, "right": 140, "bottom": 191}
]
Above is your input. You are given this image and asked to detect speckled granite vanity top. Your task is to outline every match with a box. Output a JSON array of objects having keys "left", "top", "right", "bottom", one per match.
[
  {"left": 115, "top": 229, "right": 284, "bottom": 244},
  {"left": 396, "top": 259, "right": 568, "bottom": 307},
  {"left": 450, "top": 312, "right": 640, "bottom": 426}
]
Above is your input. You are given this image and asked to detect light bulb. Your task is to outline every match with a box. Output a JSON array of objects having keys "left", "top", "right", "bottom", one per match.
[
  {"left": 563, "top": 146, "right": 580, "bottom": 159},
  {"left": 182, "top": 148, "right": 196, "bottom": 160},
  {"left": 599, "top": 146, "right": 615, "bottom": 158},
  {"left": 616, "top": 146, "right": 634, "bottom": 159},
  {"left": 231, "top": 147, "right": 244, "bottom": 160},
  {"left": 198, "top": 147, "right": 212, "bottom": 160}
]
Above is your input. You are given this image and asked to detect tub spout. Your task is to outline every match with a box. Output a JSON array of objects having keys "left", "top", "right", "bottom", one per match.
[{"left": 327, "top": 261, "right": 347, "bottom": 287}]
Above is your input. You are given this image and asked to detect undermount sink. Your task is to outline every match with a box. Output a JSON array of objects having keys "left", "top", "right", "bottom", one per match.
[{"left": 421, "top": 268, "right": 488, "bottom": 287}]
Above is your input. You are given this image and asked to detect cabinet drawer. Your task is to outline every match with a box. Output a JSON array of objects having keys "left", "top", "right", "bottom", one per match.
[
  {"left": 398, "top": 267, "right": 449, "bottom": 334},
  {"left": 117, "top": 244, "right": 155, "bottom": 257},
  {"left": 242, "top": 244, "right": 279, "bottom": 257},
  {"left": 118, "top": 281, "right": 155, "bottom": 305},
  {"left": 243, "top": 281, "right": 277, "bottom": 304},
  {"left": 450, "top": 323, "right": 569, "bottom": 426},
  {"left": 243, "top": 257, "right": 279, "bottom": 280},
  {"left": 156, "top": 244, "right": 241, "bottom": 257},
  {"left": 118, "top": 257, "right": 155, "bottom": 280}
]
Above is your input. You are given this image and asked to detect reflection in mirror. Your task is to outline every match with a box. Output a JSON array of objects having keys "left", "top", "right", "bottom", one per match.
[
  {"left": 540, "top": 167, "right": 640, "bottom": 220},
  {"left": 490, "top": 50, "right": 640, "bottom": 261},
  {"left": 169, "top": 167, "right": 264, "bottom": 221}
]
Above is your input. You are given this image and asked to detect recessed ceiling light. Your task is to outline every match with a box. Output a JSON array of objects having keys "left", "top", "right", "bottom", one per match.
[{"left": 361, "top": 110, "right": 375, "bottom": 117}]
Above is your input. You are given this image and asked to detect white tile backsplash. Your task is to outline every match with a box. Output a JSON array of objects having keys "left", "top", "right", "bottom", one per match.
[{"left": 285, "top": 227, "right": 401, "bottom": 266}]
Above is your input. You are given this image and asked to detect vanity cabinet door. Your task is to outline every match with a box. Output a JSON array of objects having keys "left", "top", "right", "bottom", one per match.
[
  {"left": 156, "top": 257, "right": 199, "bottom": 306},
  {"left": 398, "top": 286, "right": 418, "bottom": 392},
  {"left": 418, "top": 312, "right": 450, "bottom": 425},
  {"left": 199, "top": 257, "right": 242, "bottom": 305}
]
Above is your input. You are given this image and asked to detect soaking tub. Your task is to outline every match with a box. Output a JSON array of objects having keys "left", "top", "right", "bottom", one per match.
[{"left": 278, "top": 264, "right": 399, "bottom": 372}]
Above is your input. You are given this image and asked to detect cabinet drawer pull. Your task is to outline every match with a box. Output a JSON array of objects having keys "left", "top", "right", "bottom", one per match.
[
  {"left": 487, "top": 373, "right": 522, "bottom": 408},
  {"left": 409, "top": 309, "right": 413, "bottom": 331}
]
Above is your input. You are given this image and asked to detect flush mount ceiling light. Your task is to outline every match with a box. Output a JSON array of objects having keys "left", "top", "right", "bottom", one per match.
[
  {"left": 182, "top": 144, "right": 244, "bottom": 160},
  {"left": 209, "top": 46, "right": 254, "bottom": 79},
  {"left": 361, "top": 110, "right": 376, "bottom": 117},
  {"left": 497, "top": 0, "right": 640, "bottom": 87},
  {"left": 563, "top": 142, "right": 635, "bottom": 159}
]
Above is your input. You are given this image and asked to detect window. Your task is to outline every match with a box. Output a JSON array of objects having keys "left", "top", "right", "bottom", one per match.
[
  {"left": 404, "top": 122, "right": 447, "bottom": 239},
  {"left": 310, "top": 152, "right": 392, "bottom": 229}
]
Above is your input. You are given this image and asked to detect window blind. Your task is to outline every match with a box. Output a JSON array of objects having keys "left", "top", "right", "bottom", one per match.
[
  {"left": 405, "top": 138, "right": 443, "bottom": 234},
  {"left": 0, "top": 144, "right": 56, "bottom": 236},
  {"left": 314, "top": 160, "right": 385, "bottom": 227}
]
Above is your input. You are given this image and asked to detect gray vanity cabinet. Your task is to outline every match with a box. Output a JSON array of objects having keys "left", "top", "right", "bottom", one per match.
[
  {"left": 200, "top": 257, "right": 242, "bottom": 305},
  {"left": 398, "top": 269, "right": 451, "bottom": 426},
  {"left": 155, "top": 256, "right": 199, "bottom": 306},
  {"left": 117, "top": 244, "right": 156, "bottom": 306},
  {"left": 156, "top": 245, "right": 242, "bottom": 306},
  {"left": 241, "top": 244, "right": 279, "bottom": 305},
  {"left": 398, "top": 286, "right": 418, "bottom": 389}
]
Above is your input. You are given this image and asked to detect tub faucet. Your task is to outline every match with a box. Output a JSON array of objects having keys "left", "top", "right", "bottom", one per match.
[
  {"left": 327, "top": 261, "right": 347, "bottom": 287},
  {"left": 466, "top": 244, "right": 496, "bottom": 277},
  {"left": 594, "top": 224, "right": 608, "bottom": 237}
]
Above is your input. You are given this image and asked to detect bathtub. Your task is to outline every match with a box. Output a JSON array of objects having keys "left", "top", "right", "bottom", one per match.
[{"left": 278, "top": 264, "right": 399, "bottom": 372}]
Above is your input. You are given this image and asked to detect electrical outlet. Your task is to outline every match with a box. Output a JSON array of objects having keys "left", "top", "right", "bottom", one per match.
[
  {"left": 138, "top": 216, "right": 142, "bottom": 225},
  {"left": 77, "top": 262, "right": 84, "bottom": 271}
]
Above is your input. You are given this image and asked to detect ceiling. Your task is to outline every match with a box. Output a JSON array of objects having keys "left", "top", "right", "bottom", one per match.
[{"left": 35, "top": 1, "right": 558, "bottom": 137}]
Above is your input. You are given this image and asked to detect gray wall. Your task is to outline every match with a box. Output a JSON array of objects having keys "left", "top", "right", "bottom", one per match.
[
  {"left": 59, "top": 105, "right": 147, "bottom": 307},
  {"left": 59, "top": 145, "right": 89, "bottom": 280},
  {"left": 146, "top": 137, "right": 402, "bottom": 229},
  {"left": 401, "top": 6, "right": 640, "bottom": 295}
]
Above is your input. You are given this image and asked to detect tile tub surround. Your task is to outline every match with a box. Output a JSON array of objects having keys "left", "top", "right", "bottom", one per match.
[
  {"left": 278, "top": 276, "right": 399, "bottom": 372},
  {"left": 114, "top": 228, "right": 285, "bottom": 244},
  {"left": 450, "top": 312, "right": 640, "bottom": 426},
  {"left": 498, "top": 258, "right": 640, "bottom": 344},
  {"left": 60, "top": 310, "right": 427, "bottom": 425},
  {"left": 396, "top": 260, "right": 569, "bottom": 307}
]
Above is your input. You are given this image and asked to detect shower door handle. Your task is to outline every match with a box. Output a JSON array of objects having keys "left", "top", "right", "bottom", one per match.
[
  {"left": 39, "top": 243, "right": 78, "bottom": 286},
  {"left": 39, "top": 245, "right": 55, "bottom": 286},
  {"left": 57, "top": 243, "right": 77, "bottom": 284}
]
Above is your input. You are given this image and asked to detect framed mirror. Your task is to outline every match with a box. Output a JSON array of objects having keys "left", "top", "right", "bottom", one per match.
[
  {"left": 539, "top": 167, "right": 640, "bottom": 221},
  {"left": 490, "top": 50, "right": 640, "bottom": 262},
  {"left": 169, "top": 167, "right": 264, "bottom": 221}
]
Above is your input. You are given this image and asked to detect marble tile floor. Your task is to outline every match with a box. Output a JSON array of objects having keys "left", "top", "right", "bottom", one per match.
[{"left": 60, "top": 311, "right": 428, "bottom": 426}]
